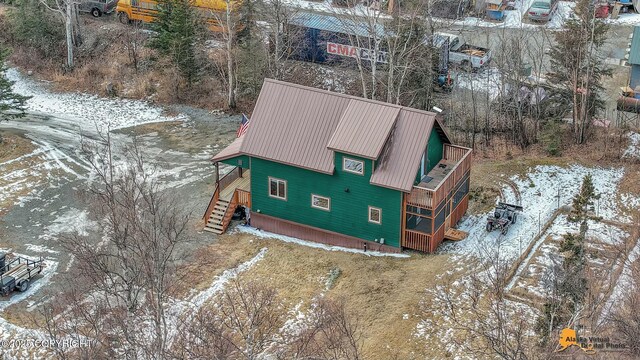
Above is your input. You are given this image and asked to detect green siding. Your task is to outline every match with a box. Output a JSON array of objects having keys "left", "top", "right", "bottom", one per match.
[
  {"left": 220, "top": 155, "right": 250, "bottom": 169},
  {"left": 426, "top": 127, "right": 444, "bottom": 173},
  {"left": 250, "top": 153, "right": 403, "bottom": 248}
]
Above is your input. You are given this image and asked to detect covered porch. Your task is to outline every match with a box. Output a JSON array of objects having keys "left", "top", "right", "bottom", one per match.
[
  {"left": 202, "top": 166, "right": 252, "bottom": 234},
  {"left": 401, "top": 144, "right": 472, "bottom": 252},
  {"left": 203, "top": 135, "right": 252, "bottom": 234}
]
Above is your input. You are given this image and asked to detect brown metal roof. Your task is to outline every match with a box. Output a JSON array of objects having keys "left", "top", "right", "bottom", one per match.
[
  {"left": 327, "top": 100, "right": 400, "bottom": 159},
  {"left": 370, "top": 109, "right": 435, "bottom": 192},
  {"left": 239, "top": 79, "right": 351, "bottom": 174},
  {"left": 211, "top": 135, "right": 245, "bottom": 162},
  {"left": 213, "top": 79, "right": 441, "bottom": 192}
]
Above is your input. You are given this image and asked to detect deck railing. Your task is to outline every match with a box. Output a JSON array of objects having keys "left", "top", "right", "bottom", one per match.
[
  {"left": 202, "top": 166, "right": 241, "bottom": 222},
  {"left": 219, "top": 167, "right": 242, "bottom": 191},
  {"left": 403, "top": 224, "right": 446, "bottom": 253},
  {"left": 406, "top": 144, "right": 472, "bottom": 210},
  {"left": 403, "top": 230, "right": 432, "bottom": 252},
  {"left": 202, "top": 186, "right": 220, "bottom": 222},
  {"left": 237, "top": 189, "right": 251, "bottom": 208}
]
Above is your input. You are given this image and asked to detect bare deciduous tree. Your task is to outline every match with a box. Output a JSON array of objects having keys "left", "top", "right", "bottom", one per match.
[
  {"left": 177, "top": 279, "right": 363, "bottom": 360},
  {"left": 39, "top": 0, "right": 80, "bottom": 68},
  {"left": 39, "top": 133, "right": 190, "bottom": 359}
]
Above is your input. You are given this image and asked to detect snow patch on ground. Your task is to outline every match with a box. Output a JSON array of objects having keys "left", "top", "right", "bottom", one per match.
[
  {"left": 439, "top": 165, "right": 626, "bottom": 264},
  {"left": 607, "top": 12, "right": 640, "bottom": 25},
  {"left": 236, "top": 226, "right": 411, "bottom": 258},
  {"left": 508, "top": 214, "right": 629, "bottom": 296},
  {"left": 600, "top": 236, "right": 640, "bottom": 319},
  {"left": 7, "top": 68, "right": 187, "bottom": 133},
  {"left": 623, "top": 131, "right": 640, "bottom": 159},
  {"left": 455, "top": 68, "right": 504, "bottom": 101},
  {"left": 39, "top": 208, "right": 98, "bottom": 241},
  {"left": 189, "top": 247, "right": 267, "bottom": 311}
]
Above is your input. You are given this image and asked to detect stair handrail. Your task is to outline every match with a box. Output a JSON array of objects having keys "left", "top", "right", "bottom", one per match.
[
  {"left": 221, "top": 191, "right": 239, "bottom": 233},
  {"left": 202, "top": 185, "right": 220, "bottom": 222}
]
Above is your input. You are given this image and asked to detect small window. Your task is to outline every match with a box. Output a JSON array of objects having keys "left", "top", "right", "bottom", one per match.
[
  {"left": 311, "top": 194, "right": 330, "bottom": 211},
  {"left": 368, "top": 206, "right": 381, "bottom": 224},
  {"left": 343, "top": 157, "right": 364, "bottom": 175},
  {"left": 269, "top": 177, "right": 287, "bottom": 200}
]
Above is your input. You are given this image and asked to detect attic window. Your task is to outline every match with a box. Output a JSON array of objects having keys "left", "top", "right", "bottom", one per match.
[{"left": 343, "top": 157, "right": 364, "bottom": 175}]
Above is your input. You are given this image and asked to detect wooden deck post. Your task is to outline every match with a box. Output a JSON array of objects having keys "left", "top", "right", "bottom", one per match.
[{"left": 215, "top": 162, "right": 220, "bottom": 185}]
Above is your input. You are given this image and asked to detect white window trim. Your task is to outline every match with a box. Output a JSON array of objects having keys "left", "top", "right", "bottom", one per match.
[
  {"left": 343, "top": 157, "right": 364, "bottom": 175},
  {"left": 368, "top": 206, "right": 382, "bottom": 224},
  {"left": 311, "top": 194, "right": 331, "bottom": 211},
  {"left": 268, "top": 177, "right": 287, "bottom": 201}
]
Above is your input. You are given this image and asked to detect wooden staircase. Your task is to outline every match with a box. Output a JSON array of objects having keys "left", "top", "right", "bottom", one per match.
[
  {"left": 202, "top": 167, "right": 251, "bottom": 236},
  {"left": 204, "top": 198, "right": 231, "bottom": 234}
]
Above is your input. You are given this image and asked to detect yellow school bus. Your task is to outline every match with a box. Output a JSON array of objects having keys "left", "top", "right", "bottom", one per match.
[{"left": 116, "top": 0, "right": 235, "bottom": 32}]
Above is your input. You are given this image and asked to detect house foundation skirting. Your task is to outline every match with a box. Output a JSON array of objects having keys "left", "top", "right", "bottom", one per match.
[{"left": 251, "top": 213, "right": 402, "bottom": 254}]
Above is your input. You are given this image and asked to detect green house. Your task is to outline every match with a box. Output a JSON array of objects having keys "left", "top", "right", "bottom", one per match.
[{"left": 204, "top": 80, "right": 472, "bottom": 253}]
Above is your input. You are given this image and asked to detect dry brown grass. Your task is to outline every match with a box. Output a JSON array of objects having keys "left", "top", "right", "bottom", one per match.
[
  {"left": 620, "top": 163, "right": 640, "bottom": 197},
  {"left": 184, "top": 231, "right": 454, "bottom": 359},
  {"left": 0, "top": 133, "right": 34, "bottom": 163}
]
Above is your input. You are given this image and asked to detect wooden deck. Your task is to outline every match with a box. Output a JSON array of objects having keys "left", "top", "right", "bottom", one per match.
[
  {"left": 418, "top": 159, "right": 458, "bottom": 190},
  {"left": 220, "top": 170, "right": 250, "bottom": 201},
  {"left": 444, "top": 228, "right": 468, "bottom": 241}
]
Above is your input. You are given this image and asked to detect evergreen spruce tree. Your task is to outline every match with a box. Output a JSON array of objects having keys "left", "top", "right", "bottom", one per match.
[
  {"left": 148, "top": 0, "right": 201, "bottom": 85},
  {"left": 536, "top": 175, "right": 596, "bottom": 344},
  {"left": 0, "top": 49, "right": 30, "bottom": 121},
  {"left": 548, "top": 0, "right": 611, "bottom": 144},
  {"left": 8, "top": 0, "right": 65, "bottom": 59},
  {"left": 0, "top": 48, "right": 31, "bottom": 143},
  {"left": 570, "top": 174, "right": 597, "bottom": 221}
]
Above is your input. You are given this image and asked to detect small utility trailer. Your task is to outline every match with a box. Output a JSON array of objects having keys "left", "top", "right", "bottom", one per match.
[
  {"left": 0, "top": 253, "right": 44, "bottom": 296},
  {"left": 486, "top": 202, "right": 523, "bottom": 235}
]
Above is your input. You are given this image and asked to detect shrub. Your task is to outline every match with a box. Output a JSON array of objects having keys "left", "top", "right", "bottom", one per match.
[{"left": 7, "top": 0, "right": 65, "bottom": 60}]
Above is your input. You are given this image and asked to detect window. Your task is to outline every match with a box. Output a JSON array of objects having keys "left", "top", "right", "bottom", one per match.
[
  {"left": 406, "top": 214, "right": 432, "bottom": 233},
  {"left": 269, "top": 177, "right": 287, "bottom": 200},
  {"left": 368, "top": 206, "right": 381, "bottom": 224},
  {"left": 343, "top": 157, "right": 364, "bottom": 175},
  {"left": 311, "top": 194, "right": 330, "bottom": 211}
]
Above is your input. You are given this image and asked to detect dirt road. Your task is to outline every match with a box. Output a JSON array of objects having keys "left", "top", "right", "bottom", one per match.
[{"left": 0, "top": 69, "right": 239, "bottom": 317}]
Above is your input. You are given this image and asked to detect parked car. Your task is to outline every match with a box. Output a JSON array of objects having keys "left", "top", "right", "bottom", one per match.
[
  {"left": 434, "top": 32, "right": 491, "bottom": 70},
  {"left": 80, "top": 0, "right": 118, "bottom": 17},
  {"left": 527, "top": 0, "right": 557, "bottom": 22}
]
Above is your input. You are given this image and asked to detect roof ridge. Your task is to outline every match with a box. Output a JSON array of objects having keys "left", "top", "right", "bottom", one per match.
[{"left": 263, "top": 79, "right": 437, "bottom": 118}]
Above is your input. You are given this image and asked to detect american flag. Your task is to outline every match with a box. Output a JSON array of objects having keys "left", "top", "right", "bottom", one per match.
[{"left": 236, "top": 114, "right": 250, "bottom": 137}]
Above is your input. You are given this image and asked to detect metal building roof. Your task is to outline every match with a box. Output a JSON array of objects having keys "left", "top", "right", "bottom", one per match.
[
  {"left": 212, "top": 79, "right": 444, "bottom": 192},
  {"left": 630, "top": 25, "right": 640, "bottom": 65},
  {"left": 369, "top": 110, "right": 437, "bottom": 192},
  {"left": 239, "top": 79, "right": 351, "bottom": 174},
  {"left": 288, "top": 11, "right": 386, "bottom": 38},
  {"left": 211, "top": 134, "right": 245, "bottom": 162},
  {"left": 327, "top": 100, "right": 400, "bottom": 159}
]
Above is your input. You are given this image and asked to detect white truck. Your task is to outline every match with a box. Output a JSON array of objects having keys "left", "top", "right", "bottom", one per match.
[{"left": 434, "top": 32, "right": 491, "bottom": 70}]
